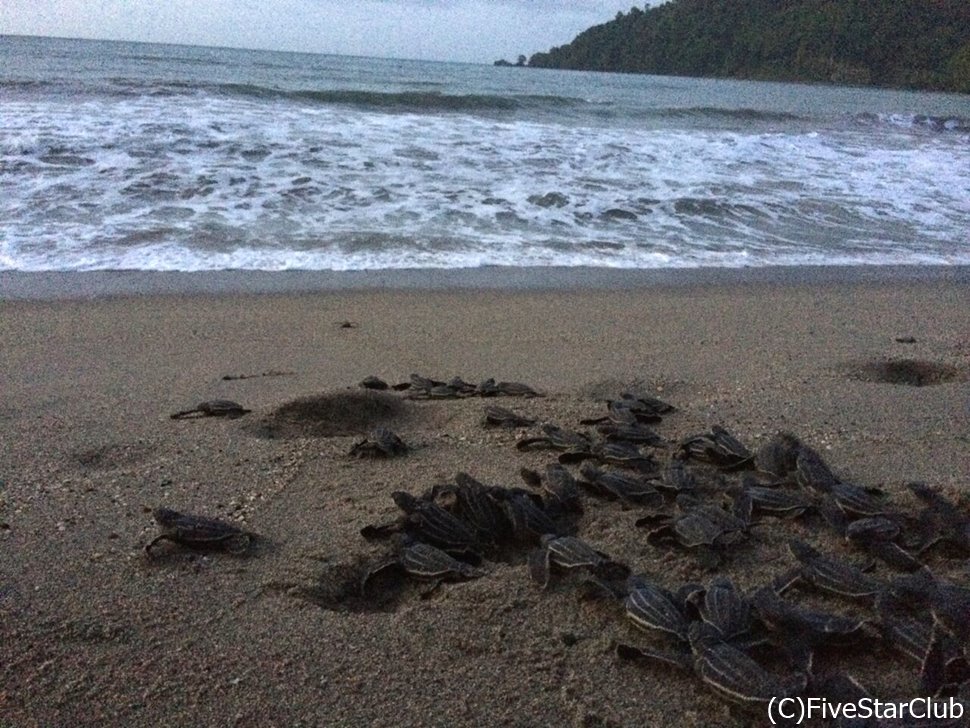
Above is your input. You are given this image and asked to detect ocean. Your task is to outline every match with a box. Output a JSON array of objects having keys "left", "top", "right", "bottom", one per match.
[{"left": 2, "top": 34, "right": 969, "bottom": 273}]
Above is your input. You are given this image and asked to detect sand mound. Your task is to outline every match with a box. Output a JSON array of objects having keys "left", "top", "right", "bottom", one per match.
[{"left": 247, "top": 389, "right": 413, "bottom": 439}]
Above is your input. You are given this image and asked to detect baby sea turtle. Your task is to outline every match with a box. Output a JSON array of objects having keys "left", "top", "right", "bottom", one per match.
[
  {"left": 785, "top": 539, "right": 884, "bottom": 600},
  {"left": 750, "top": 586, "right": 869, "bottom": 648},
  {"left": 145, "top": 507, "right": 253, "bottom": 556},
  {"left": 827, "top": 481, "right": 891, "bottom": 518},
  {"left": 876, "top": 591, "right": 939, "bottom": 663},
  {"left": 657, "top": 459, "right": 698, "bottom": 494},
  {"left": 169, "top": 399, "right": 251, "bottom": 420},
  {"left": 495, "top": 488, "right": 561, "bottom": 543},
  {"left": 890, "top": 569, "right": 970, "bottom": 643},
  {"left": 876, "top": 590, "right": 970, "bottom": 695},
  {"left": 483, "top": 405, "right": 536, "bottom": 428},
  {"left": 907, "top": 482, "right": 970, "bottom": 556},
  {"left": 348, "top": 426, "right": 409, "bottom": 458},
  {"left": 611, "top": 393, "right": 676, "bottom": 423},
  {"left": 494, "top": 380, "right": 543, "bottom": 397},
  {"left": 578, "top": 461, "right": 663, "bottom": 508},
  {"left": 442, "top": 472, "right": 512, "bottom": 546},
  {"left": 525, "top": 464, "right": 582, "bottom": 513},
  {"left": 516, "top": 423, "right": 592, "bottom": 452},
  {"left": 753, "top": 432, "right": 802, "bottom": 478},
  {"left": 677, "top": 426, "right": 753, "bottom": 469},
  {"left": 794, "top": 445, "right": 839, "bottom": 493},
  {"left": 595, "top": 421, "right": 664, "bottom": 446},
  {"left": 844, "top": 516, "right": 923, "bottom": 572},
  {"left": 689, "top": 577, "right": 754, "bottom": 642},
  {"left": 528, "top": 535, "right": 627, "bottom": 589},
  {"left": 640, "top": 496, "right": 749, "bottom": 569},
  {"left": 573, "top": 441, "right": 659, "bottom": 475},
  {"left": 581, "top": 395, "right": 671, "bottom": 427},
  {"left": 361, "top": 541, "right": 485, "bottom": 597},
  {"left": 688, "top": 623, "right": 807, "bottom": 706},
  {"left": 624, "top": 575, "right": 694, "bottom": 641},
  {"left": 358, "top": 375, "right": 389, "bottom": 390},
  {"left": 742, "top": 485, "right": 815, "bottom": 519},
  {"left": 388, "top": 491, "right": 481, "bottom": 556}
]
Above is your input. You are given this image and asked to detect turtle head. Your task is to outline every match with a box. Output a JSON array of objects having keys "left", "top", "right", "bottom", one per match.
[
  {"left": 152, "top": 507, "right": 181, "bottom": 527},
  {"left": 391, "top": 491, "right": 419, "bottom": 513}
]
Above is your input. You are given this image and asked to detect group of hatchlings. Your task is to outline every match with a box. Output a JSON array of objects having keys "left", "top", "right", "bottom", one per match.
[{"left": 156, "top": 374, "right": 970, "bottom": 724}]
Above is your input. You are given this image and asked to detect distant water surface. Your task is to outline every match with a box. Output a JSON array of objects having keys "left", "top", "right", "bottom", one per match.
[{"left": 2, "top": 35, "right": 969, "bottom": 272}]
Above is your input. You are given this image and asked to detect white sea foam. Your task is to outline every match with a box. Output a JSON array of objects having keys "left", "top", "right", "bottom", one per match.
[{"left": 2, "top": 40, "right": 969, "bottom": 272}]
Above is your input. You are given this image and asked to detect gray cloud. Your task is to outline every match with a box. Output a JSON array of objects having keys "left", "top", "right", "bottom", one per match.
[{"left": 0, "top": 0, "right": 655, "bottom": 63}]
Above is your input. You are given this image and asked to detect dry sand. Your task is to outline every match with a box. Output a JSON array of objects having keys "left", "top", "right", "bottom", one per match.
[{"left": 1, "top": 273, "right": 968, "bottom": 727}]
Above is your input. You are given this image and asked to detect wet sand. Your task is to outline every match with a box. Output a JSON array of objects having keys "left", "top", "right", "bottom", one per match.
[{"left": 1, "top": 273, "right": 968, "bottom": 727}]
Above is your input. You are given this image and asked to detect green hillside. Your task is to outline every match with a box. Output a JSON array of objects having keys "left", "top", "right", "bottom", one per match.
[{"left": 528, "top": 0, "right": 970, "bottom": 93}]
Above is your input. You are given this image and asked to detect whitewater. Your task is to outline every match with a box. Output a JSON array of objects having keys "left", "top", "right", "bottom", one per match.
[{"left": 2, "top": 35, "right": 968, "bottom": 272}]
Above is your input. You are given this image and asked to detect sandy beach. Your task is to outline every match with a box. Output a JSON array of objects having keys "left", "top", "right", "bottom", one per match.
[{"left": 1, "top": 270, "right": 968, "bottom": 727}]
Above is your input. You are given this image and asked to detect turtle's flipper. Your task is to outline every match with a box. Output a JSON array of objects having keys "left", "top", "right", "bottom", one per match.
[
  {"left": 614, "top": 642, "right": 692, "bottom": 671},
  {"left": 515, "top": 437, "right": 551, "bottom": 451},
  {"left": 418, "top": 580, "right": 444, "bottom": 600},
  {"left": 527, "top": 548, "right": 551, "bottom": 588},
  {"left": 224, "top": 533, "right": 254, "bottom": 555},
  {"left": 145, "top": 534, "right": 173, "bottom": 556},
  {"left": 360, "top": 519, "right": 404, "bottom": 540},
  {"left": 169, "top": 409, "right": 203, "bottom": 420},
  {"left": 920, "top": 624, "right": 946, "bottom": 697},
  {"left": 360, "top": 559, "right": 401, "bottom": 595}
]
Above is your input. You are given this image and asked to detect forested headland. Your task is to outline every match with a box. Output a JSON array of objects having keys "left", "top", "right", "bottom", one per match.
[{"left": 527, "top": 0, "right": 970, "bottom": 93}]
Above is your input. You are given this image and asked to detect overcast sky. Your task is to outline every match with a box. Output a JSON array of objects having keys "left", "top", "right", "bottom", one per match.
[{"left": 0, "top": 0, "right": 657, "bottom": 64}]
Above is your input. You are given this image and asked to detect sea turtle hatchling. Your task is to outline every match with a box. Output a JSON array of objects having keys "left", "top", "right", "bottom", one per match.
[
  {"left": 742, "top": 485, "right": 816, "bottom": 519},
  {"left": 145, "top": 507, "right": 254, "bottom": 556},
  {"left": 843, "top": 516, "right": 923, "bottom": 572},
  {"left": 520, "top": 464, "right": 582, "bottom": 513},
  {"left": 784, "top": 539, "right": 884, "bottom": 600},
  {"left": 498, "top": 488, "right": 562, "bottom": 543},
  {"left": 528, "top": 535, "right": 628, "bottom": 589},
  {"left": 624, "top": 575, "right": 694, "bottom": 641},
  {"left": 483, "top": 405, "right": 536, "bottom": 428},
  {"left": 750, "top": 586, "right": 870, "bottom": 648},
  {"left": 358, "top": 375, "right": 389, "bottom": 390},
  {"left": 595, "top": 421, "right": 665, "bottom": 446},
  {"left": 564, "top": 441, "right": 659, "bottom": 475},
  {"left": 440, "top": 472, "right": 512, "bottom": 545},
  {"left": 516, "top": 423, "right": 592, "bottom": 452},
  {"left": 753, "top": 432, "right": 802, "bottom": 478},
  {"left": 794, "top": 445, "right": 840, "bottom": 493},
  {"left": 169, "top": 399, "right": 251, "bottom": 420},
  {"left": 907, "top": 482, "right": 970, "bottom": 556},
  {"left": 348, "top": 426, "right": 408, "bottom": 458},
  {"left": 889, "top": 569, "right": 970, "bottom": 644},
  {"left": 689, "top": 576, "right": 754, "bottom": 642},
  {"left": 688, "top": 622, "right": 808, "bottom": 706},
  {"left": 639, "top": 494, "right": 750, "bottom": 569},
  {"left": 677, "top": 426, "right": 753, "bottom": 469},
  {"left": 390, "top": 491, "right": 482, "bottom": 556},
  {"left": 494, "top": 380, "right": 543, "bottom": 397},
  {"left": 578, "top": 461, "right": 663, "bottom": 508},
  {"left": 361, "top": 541, "right": 485, "bottom": 597}
]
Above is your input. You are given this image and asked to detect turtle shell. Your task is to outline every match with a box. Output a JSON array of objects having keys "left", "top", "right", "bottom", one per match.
[
  {"left": 399, "top": 543, "right": 483, "bottom": 580},
  {"left": 624, "top": 576, "right": 690, "bottom": 640},
  {"left": 788, "top": 539, "right": 883, "bottom": 598},
  {"left": 689, "top": 623, "right": 805, "bottom": 704},
  {"left": 147, "top": 508, "right": 251, "bottom": 554}
]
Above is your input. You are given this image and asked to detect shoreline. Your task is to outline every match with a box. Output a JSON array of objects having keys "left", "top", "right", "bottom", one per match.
[{"left": 2, "top": 264, "right": 969, "bottom": 300}]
